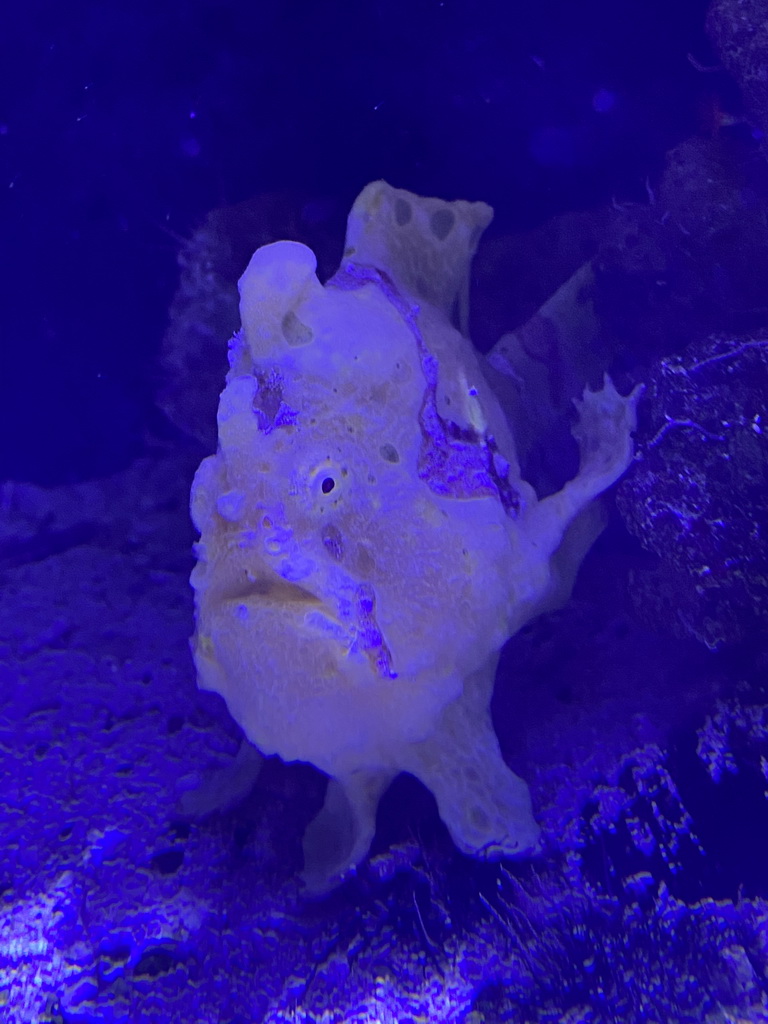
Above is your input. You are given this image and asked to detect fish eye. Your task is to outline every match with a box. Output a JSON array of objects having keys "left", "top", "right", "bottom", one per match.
[{"left": 306, "top": 459, "right": 347, "bottom": 504}]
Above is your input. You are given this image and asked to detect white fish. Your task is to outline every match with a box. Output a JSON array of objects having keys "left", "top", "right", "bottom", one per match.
[{"left": 190, "top": 181, "right": 640, "bottom": 891}]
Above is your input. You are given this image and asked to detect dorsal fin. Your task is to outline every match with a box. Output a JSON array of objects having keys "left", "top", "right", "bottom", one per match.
[{"left": 342, "top": 180, "right": 493, "bottom": 334}]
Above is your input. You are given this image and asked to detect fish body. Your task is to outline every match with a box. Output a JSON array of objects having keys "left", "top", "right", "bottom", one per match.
[{"left": 190, "top": 182, "right": 640, "bottom": 890}]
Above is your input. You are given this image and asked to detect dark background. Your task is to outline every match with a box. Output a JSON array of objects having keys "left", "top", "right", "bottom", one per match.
[{"left": 0, "top": 0, "right": 715, "bottom": 483}]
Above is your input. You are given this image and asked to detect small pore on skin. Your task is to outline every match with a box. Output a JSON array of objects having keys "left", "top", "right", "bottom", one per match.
[{"left": 379, "top": 443, "right": 400, "bottom": 463}]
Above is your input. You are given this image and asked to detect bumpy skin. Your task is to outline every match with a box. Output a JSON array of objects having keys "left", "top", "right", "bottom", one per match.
[{"left": 190, "top": 182, "right": 640, "bottom": 891}]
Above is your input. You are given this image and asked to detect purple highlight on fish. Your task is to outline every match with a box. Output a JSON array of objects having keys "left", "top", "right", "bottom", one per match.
[
  {"left": 252, "top": 368, "right": 298, "bottom": 434},
  {"left": 328, "top": 262, "right": 520, "bottom": 515},
  {"left": 353, "top": 581, "right": 397, "bottom": 679}
]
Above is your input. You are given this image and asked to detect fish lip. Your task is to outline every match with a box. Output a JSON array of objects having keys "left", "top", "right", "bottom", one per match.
[{"left": 221, "top": 569, "right": 325, "bottom": 609}]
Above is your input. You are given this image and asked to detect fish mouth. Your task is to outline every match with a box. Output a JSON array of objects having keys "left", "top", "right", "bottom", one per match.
[
  {"left": 219, "top": 568, "right": 397, "bottom": 678},
  {"left": 224, "top": 570, "right": 355, "bottom": 650},
  {"left": 222, "top": 571, "right": 324, "bottom": 609}
]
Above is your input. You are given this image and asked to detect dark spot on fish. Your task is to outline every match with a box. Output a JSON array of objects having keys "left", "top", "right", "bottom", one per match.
[{"left": 430, "top": 208, "right": 455, "bottom": 240}]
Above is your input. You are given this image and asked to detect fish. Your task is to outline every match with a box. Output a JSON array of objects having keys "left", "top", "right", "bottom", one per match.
[{"left": 189, "top": 180, "right": 640, "bottom": 891}]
